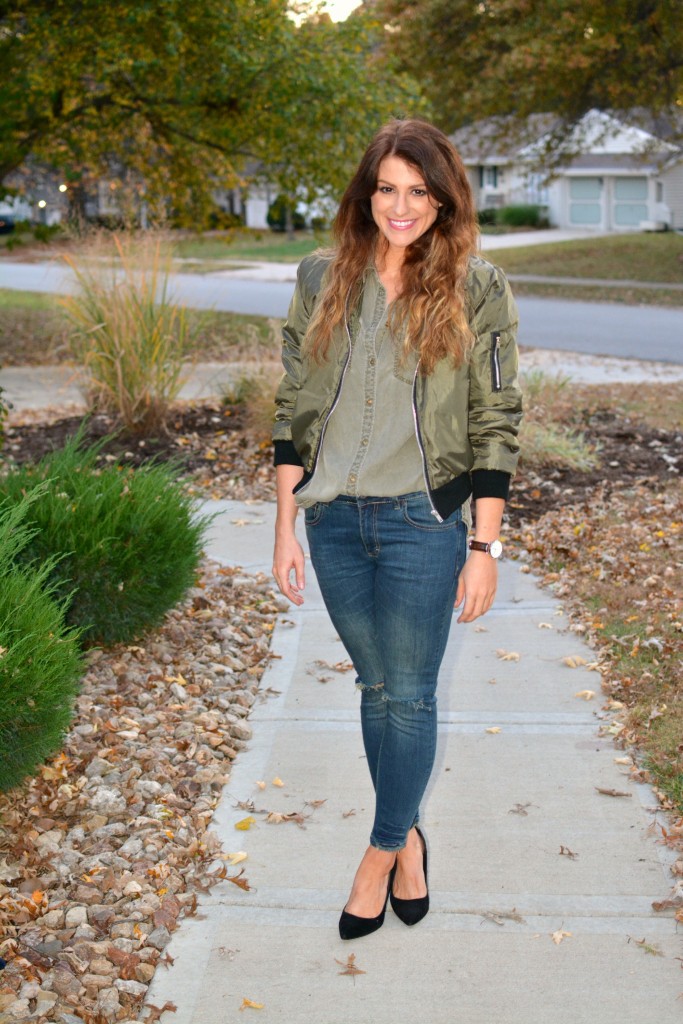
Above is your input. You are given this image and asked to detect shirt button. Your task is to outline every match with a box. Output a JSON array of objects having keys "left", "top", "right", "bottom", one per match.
[
  {"left": 349, "top": 474, "right": 357, "bottom": 483},
  {"left": 369, "top": 358, "right": 376, "bottom": 366},
  {"left": 361, "top": 438, "right": 368, "bottom": 446},
  {"left": 366, "top": 398, "right": 373, "bottom": 406}
]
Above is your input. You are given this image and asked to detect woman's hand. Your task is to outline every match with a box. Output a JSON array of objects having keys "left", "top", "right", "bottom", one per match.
[
  {"left": 454, "top": 552, "right": 497, "bottom": 623},
  {"left": 273, "top": 531, "right": 306, "bottom": 606}
]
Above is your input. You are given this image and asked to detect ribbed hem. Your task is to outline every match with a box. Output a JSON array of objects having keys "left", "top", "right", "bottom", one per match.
[
  {"left": 273, "top": 439, "right": 304, "bottom": 468},
  {"left": 471, "top": 469, "right": 511, "bottom": 500}
]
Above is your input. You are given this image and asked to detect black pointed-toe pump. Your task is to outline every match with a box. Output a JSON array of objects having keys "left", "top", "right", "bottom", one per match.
[
  {"left": 390, "top": 826, "right": 429, "bottom": 926},
  {"left": 339, "top": 864, "right": 396, "bottom": 940}
]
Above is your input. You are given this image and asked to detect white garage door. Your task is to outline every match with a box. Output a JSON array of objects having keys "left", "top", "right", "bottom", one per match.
[
  {"left": 569, "top": 178, "right": 602, "bottom": 225},
  {"left": 613, "top": 177, "right": 648, "bottom": 227}
]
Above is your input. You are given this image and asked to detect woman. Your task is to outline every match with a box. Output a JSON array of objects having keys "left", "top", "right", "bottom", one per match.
[{"left": 271, "top": 118, "right": 522, "bottom": 940}]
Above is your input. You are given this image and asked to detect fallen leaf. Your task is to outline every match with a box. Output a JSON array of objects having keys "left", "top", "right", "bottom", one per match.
[
  {"left": 551, "top": 928, "right": 572, "bottom": 945},
  {"left": 224, "top": 851, "right": 248, "bottom": 866},
  {"left": 272, "top": 777, "right": 284, "bottom": 787},
  {"left": 481, "top": 907, "right": 525, "bottom": 926},
  {"left": 508, "top": 803, "right": 533, "bottom": 816},
  {"left": 538, "top": 622, "right": 553, "bottom": 629},
  {"left": 614, "top": 757, "right": 633, "bottom": 766},
  {"left": 474, "top": 625, "right": 488, "bottom": 633},
  {"left": 239, "top": 997, "right": 265, "bottom": 1010},
  {"left": 595, "top": 787, "right": 632, "bottom": 798},
  {"left": 562, "top": 655, "right": 587, "bottom": 668},
  {"left": 226, "top": 870, "right": 251, "bottom": 892},
  {"left": 305, "top": 799, "right": 327, "bottom": 809},
  {"left": 628, "top": 935, "right": 664, "bottom": 956},
  {"left": 342, "top": 809, "right": 356, "bottom": 818},
  {"left": 144, "top": 1002, "right": 178, "bottom": 1022},
  {"left": 235, "top": 816, "right": 256, "bottom": 831},
  {"left": 496, "top": 649, "right": 520, "bottom": 661},
  {"left": 336, "top": 952, "right": 366, "bottom": 979},
  {"left": 559, "top": 845, "right": 578, "bottom": 860},
  {"left": 255, "top": 781, "right": 266, "bottom": 790},
  {"left": 574, "top": 689, "right": 595, "bottom": 700},
  {"left": 265, "top": 811, "right": 307, "bottom": 827},
  {"left": 485, "top": 726, "right": 502, "bottom": 734}
]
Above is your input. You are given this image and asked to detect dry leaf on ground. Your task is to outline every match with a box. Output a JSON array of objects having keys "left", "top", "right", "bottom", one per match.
[
  {"left": 336, "top": 953, "right": 366, "bottom": 979},
  {"left": 595, "top": 787, "right": 632, "bottom": 798},
  {"left": 551, "top": 928, "right": 572, "bottom": 944},
  {"left": 496, "top": 649, "right": 521, "bottom": 661},
  {"left": 239, "top": 997, "right": 265, "bottom": 1010}
]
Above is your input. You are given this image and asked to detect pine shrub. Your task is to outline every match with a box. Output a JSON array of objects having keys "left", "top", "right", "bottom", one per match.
[
  {"left": 0, "top": 431, "right": 213, "bottom": 647},
  {"left": 0, "top": 495, "right": 83, "bottom": 793}
]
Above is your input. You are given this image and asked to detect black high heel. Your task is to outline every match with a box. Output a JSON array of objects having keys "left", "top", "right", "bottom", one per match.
[
  {"left": 390, "top": 826, "right": 429, "bottom": 926},
  {"left": 339, "top": 864, "right": 396, "bottom": 940}
]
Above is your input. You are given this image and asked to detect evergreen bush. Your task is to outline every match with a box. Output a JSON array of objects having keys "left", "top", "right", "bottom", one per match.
[
  {"left": 497, "top": 204, "right": 544, "bottom": 228},
  {"left": 0, "top": 494, "right": 83, "bottom": 793},
  {"left": 0, "top": 431, "right": 213, "bottom": 647},
  {"left": 266, "top": 194, "right": 306, "bottom": 232},
  {"left": 477, "top": 208, "right": 498, "bottom": 226}
]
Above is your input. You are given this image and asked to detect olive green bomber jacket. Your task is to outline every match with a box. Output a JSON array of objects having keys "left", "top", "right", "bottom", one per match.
[{"left": 273, "top": 252, "right": 523, "bottom": 521}]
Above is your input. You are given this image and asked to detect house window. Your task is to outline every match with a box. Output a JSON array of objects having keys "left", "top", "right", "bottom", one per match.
[
  {"left": 479, "top": 166, "right": 499, "bottom": 189},
  {"left": 656, "top": 182, "right": 664, "bottom": 203}
]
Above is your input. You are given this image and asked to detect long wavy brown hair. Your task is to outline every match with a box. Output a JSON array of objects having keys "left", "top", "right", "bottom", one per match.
[{"left": 304, "top": 118, "right": 478, "bottom": 374}]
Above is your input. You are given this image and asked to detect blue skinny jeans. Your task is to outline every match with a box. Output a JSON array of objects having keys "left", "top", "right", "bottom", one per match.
[{"left": 304, "top": 491, "right": 467, "bottom": 852}]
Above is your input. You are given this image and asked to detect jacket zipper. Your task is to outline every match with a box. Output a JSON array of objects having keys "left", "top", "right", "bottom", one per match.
[
  {"left": 491, "top": 331, "right": 502, "bottom": 392},
  {"left": 412, "top": 363, "right": 443, "bottom": 523},
  {"left": 306, "top": 296, "right": 354, "bottom": 478}
]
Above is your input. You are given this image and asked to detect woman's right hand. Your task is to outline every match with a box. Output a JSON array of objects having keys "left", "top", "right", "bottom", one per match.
[{"left": 273, "top": 531, "right": 306, "bottom": 606}]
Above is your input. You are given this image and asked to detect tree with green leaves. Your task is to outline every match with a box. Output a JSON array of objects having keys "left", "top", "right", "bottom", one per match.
[
  {"left": 380, "top": 0, "right": 683, "bottom": 158},
  {"left": 0, "top": 0, "right": 422, "bottom": 225}
]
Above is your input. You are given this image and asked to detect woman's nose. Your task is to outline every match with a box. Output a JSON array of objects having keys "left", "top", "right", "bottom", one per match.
[{"left": 392, "top": 191, "right": 409, "bottom": 216}]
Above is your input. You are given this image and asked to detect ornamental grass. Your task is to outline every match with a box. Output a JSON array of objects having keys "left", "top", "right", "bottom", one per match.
[{"left": 60, "top": 230, "right": 200, "bottom": 434}]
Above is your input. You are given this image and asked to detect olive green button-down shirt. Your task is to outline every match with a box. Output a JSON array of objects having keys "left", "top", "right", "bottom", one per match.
[{"left": 295, "top": 266, "right": 425, "bottom": 508}]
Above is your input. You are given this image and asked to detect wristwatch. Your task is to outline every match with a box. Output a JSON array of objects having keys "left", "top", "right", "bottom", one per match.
[{"left": 468, "top": 538, "right": 503, "bottom": 559}]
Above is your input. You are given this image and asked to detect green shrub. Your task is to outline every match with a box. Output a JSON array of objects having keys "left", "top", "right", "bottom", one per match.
[
  {"left": 0, "top": 431, "right": 213, "bottom": 647},
  {"left": 519, "top": 420, "right": 600, "bottom": 471},
  {"left": 267, "top": 194, "right": 306, "bottom": 232},
  {"left": 60, "top": 230, "right": 198, "bottom": 434},
  {"left": 0, "top": 494, "right": 84, "bottom": 793},
  {"left": 497, "top": 204, "right": 545, "bottom": 228},
  {"left": 477, "top": 208, "right": 498, "bottom": 226},
  {"left": 32, "top": 223, "right": 62, "bottom": 243}
]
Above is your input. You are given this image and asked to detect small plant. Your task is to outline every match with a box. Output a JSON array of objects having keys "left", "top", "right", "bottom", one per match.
[
  {"left": 477, "top": 208, "right": 497, "bottom": 226},
  {"left": 267, "top": 194, "right": 306, "bottom": 233},
  {"left": 0, "top": 379, "right": 10, "bottom": 451},
  {"left": 60, "top": 230, "right": 200, "bottom": 434},
  {"left": 32, "top": 223, "right": 62, "bottom": 244},
  {"left": 0, "top": 493, "right": 84, "bottom": 793},
  {"left": 220, "top": 367, "right": 281, "bottom": 441},
  {"left": 519, "top": 420, "right": 600, "bottom": 471},
  {"left": 0, "top": 430, "right": 213, "bottom": 646}
]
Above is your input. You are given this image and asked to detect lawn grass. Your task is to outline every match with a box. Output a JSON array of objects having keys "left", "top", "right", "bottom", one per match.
[
  {"left": 486, "top": 232, "right": 683, "bottom": 283},
  {"left": 510, "top": 282, "right": 683, "bottom": 308},
  {"left": 172, "top": 231, "right": 327, "bottom": 263}
]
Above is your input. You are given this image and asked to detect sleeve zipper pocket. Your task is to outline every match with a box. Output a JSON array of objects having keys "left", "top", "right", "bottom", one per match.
[{"left": 490, "top": 331, "right": 502, "bottom": 392}]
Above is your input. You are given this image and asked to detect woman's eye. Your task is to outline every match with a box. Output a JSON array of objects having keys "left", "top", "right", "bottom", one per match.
[
  {"left": 379, "top": 186, "right": 393, "bottom": 193},
  {"left": 413, "top": 189, "right": 427, "bottom": 196}
]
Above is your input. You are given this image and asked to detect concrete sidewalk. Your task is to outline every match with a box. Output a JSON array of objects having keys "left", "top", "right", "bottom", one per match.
[{"left": 143, "top": 500, "right": 681, "bottom": 1024}]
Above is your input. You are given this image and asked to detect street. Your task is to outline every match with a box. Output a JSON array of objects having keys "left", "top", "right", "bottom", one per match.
[{"left": 1, "top": 259, "right": 681, "bottom": 364}]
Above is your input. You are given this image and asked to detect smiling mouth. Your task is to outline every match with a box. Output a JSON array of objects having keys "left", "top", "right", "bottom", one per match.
[{"left": 387, "top": 219, "right": 416, "bottom": 230}]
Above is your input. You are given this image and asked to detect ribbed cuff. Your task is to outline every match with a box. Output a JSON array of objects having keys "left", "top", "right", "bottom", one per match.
[
  {"left": 273, "top": 439, "right": 304, "bottom": 468},
  {"left": 471, "top": 469, "right": 511, "bottom": 500}
]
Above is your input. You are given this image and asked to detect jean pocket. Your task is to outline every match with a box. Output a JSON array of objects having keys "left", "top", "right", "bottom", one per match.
[
  {"left": 401, "top": 498, "right": 462, "bottom": 531},
  {"left": 304, "top": 502, "right": 326, "bottom": 527}
]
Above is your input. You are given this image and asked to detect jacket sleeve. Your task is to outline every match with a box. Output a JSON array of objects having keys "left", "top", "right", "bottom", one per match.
[
  {"left": 272, "top": 260, "right": 316, "bottom": 467},
  {"left": 467, "top": 264, "right": 523, "bottom": 500}
]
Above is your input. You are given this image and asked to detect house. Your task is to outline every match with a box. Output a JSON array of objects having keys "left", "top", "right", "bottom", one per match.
[{"left": 451, "top": 110, "right": 683, "bottom": 232}]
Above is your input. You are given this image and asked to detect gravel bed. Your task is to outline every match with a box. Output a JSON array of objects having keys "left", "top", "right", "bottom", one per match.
[{"left": 0, "top": 561, "right": 284, "bottom": 1024}]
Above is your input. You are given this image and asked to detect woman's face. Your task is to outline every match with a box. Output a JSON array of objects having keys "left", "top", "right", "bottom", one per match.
[{"left": 370, "top": 155, "right": 440, "bottom": 259}]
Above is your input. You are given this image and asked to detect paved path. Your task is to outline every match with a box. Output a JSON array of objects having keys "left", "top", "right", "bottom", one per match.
[{"left": 141, "top": 500, "right": 681, "bottom": 1023}]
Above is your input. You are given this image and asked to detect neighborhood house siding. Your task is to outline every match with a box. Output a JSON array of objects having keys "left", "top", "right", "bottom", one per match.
[{"left": 661, "top": 164, "right": 683, "bottom": 229}]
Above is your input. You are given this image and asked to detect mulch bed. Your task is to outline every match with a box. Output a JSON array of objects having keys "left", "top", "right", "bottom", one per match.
[{"left": 2, "top": 401, "right": 681, "bottom": 523}]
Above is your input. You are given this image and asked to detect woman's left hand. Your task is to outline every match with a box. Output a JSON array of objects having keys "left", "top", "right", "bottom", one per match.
[{"left": 454, "top": 553, "right": 498, "bottom": 623}]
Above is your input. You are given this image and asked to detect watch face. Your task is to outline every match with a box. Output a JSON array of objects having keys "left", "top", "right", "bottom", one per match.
[{"left": 489, "top": 540, "right": 503, "bottom": 559}]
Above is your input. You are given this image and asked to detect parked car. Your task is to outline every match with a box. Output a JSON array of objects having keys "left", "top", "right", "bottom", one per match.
[{"left": 0, "top": 215, "right": 15, "bottom": 234}]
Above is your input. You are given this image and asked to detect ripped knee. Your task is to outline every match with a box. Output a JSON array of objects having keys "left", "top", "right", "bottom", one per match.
[
  {"left": 356, "top": 678, "right": 434, "bottom": 713},
  {"left": 355, "top": 677, "right": 385, "bottom": 695}
]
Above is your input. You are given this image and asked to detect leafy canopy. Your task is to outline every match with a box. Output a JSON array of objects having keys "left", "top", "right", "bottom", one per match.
[
  {"left": 0, "top": 1, "right": 423, "bottom": 221},
  {"left": 380, "top": 0, "right": 683, "bottom": 156}
]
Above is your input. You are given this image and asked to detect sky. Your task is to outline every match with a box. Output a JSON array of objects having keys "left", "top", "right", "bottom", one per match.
[{"left": 322, "top": 0, "right": 363, "bottom": 20}]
